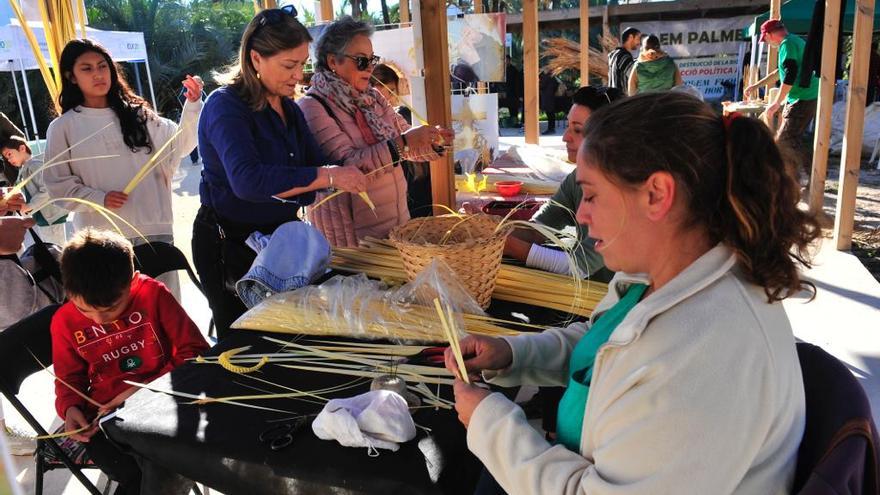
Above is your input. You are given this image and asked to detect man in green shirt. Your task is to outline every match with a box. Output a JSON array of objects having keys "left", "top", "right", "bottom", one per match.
[{"left": 746, "top": 20, "right": 820, "bottom": 183}]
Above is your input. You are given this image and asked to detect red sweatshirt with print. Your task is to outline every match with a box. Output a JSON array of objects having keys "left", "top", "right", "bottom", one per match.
[{"left": 51, "top": 274, "right": 209, "bottom": 419}]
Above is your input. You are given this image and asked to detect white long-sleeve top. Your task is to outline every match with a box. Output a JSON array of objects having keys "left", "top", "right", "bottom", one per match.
[{"left": 43, "top": 101, "right": 201, "bottom": 239}]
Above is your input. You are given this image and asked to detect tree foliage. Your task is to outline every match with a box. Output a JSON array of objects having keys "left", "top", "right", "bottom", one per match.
[{"left": 86, "top": 0, "right": 253, "bottom": 117}]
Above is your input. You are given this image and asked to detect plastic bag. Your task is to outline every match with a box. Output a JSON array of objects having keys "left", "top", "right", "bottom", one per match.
[{"left": 231, "top": 258, "right": 483, "bottom": 343}]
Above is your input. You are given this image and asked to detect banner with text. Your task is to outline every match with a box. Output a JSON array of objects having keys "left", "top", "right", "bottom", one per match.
[
  {"left": 677, "top": 55, "right": 740, "bottom": 101},
  {"left": 628, "top": 16, "right": 753, "bottom": 58}
]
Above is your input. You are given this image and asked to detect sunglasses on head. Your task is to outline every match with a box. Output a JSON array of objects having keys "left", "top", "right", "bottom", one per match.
[
  {"left": 258, "top": 4, "right": 298, "bottom": 26},
  {"left": 344, "top": 54, "right": 381, "bottom": 71},
  {"left": 249, "top": 5, "right": 298, "bottom": 52}
]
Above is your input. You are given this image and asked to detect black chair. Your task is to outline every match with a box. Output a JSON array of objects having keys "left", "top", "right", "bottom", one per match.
[
  {"left": 794, "top": 342, "right": 880, "bottom": 494},
  {"left": 133, "top": 241, "right": 214, "bottom": 338},
  {"left": 133, "top": 241, "right": 203, "bottom": 294},
  {"left": 0, "top": 305, "right": 103, "bottom": 495}
]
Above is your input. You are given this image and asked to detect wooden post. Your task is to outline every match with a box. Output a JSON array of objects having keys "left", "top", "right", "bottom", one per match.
[
  {"left": 523, "top": 0, "right": 539, "bottom": 144},
  {"left": 400, "top": 0, "right": 410, "bottom": 23},
  {"left": 579, "top": 0, "right": 589, "bottom": 84},
  {"left": 420, "top": 0, "right": 455, "bottom": 213},
  {"left": 320, "top": 0, "right": 334, "bottom": 22},
  {"left": 764, "top": 0, "right": 781, "bottom": 100},
  {"left": 808, "top": 0, "right": 841, "bottom": 214},
  {"left": 474, "top": 0, "right": 483, "bottom": 13},
  {"left": 833, "top": 0, "right": 874, "bottom": 250}
]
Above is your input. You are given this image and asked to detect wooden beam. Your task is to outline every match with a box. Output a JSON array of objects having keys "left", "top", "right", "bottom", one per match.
[
  {"left": 320, "top": 0, "right": 334, "bottom": 22},
  {"left": 399, "top": 0, "right": 410, "bottom": 23},
  {"left": 419, "top": 0, "right": 455, "bottom": 213},
  {"left": 809, "top": 0, "right": 841, "bottom": 214},
  {"left": 504, "top": 0, "right": 766, "bottom": 26},
  {"left": 833, "top": 0, "right": 874, "bottom": 250},
  {"left": 580, "top": 0, "right": 589, "bottom": 83},
  {"left": 522, "top": 0, "right": 539, "bottom": 144},
  {"left": 764, "top": 0, "right": 781, "bottom": 101},
  {"left": 474, "top": 0, "right": 483, "bottom": 14}
]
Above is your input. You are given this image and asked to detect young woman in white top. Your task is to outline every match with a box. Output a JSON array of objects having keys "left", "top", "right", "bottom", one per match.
[
  {"left": 446, "top": 92, "right": 822, "bottom": 494},
  {"left": 44, "top": 39, "right": 203, "bottom": 298}
]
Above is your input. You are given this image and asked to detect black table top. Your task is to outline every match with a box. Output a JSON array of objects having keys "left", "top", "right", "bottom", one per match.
[
  {"left": 102, "top": 300, "right": 577, "bottom": 495},
  {"left": 104, "top": 329, "right": 486, "bottom": 495}
]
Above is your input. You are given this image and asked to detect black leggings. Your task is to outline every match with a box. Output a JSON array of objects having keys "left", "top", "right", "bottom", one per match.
[
  {"left": 84, "top": 432, "right": 141, "bottom": 493},
  {"left": 191, "top": 206, "right": 284, "bottom": 340}
]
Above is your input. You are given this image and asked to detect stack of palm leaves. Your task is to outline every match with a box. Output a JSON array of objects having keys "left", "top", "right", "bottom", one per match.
[
  {"left": 231, "top": 271, "right": 542, "bottom": 343},
  {"left": 332, "top": 237, "right": 607, "bottom": 317}
]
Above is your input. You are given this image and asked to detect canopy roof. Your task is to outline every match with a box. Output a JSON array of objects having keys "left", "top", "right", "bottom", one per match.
[{"left": 745, "top": 0, "right": 880, "bottom": 37}]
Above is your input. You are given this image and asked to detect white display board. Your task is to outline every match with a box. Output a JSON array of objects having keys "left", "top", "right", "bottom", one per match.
[{"left": 451, "top": 93, "right": 499, "bottom": 172}]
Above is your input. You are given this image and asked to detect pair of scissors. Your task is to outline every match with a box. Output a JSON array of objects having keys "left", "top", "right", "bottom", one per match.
[
  {"left": 259, "top": 415, "right": 311, "bottom": 451},
  {"left": 402, "top": 346, "right": 447, "bottom": 367}
]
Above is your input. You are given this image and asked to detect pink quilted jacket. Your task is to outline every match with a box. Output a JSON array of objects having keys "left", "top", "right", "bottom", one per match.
[{"left": 298, "top": 90, "right": 436, "bottom": 247}]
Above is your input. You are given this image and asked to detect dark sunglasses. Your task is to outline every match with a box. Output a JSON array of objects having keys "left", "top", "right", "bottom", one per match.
[{"left": 344, "top": 54, "right": 381, "bottom": 71}]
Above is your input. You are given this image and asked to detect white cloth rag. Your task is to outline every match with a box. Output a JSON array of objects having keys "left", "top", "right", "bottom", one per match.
[{"left": 312, "top": 390, "right": 416, "bottom": 454}]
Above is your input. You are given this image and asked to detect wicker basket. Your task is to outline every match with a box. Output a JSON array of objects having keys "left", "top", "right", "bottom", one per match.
[{"left": 389, "top": 214, "right": 511, "bottom": 309}]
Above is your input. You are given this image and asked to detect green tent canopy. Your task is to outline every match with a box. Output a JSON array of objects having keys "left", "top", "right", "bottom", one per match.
[{"left": 744, "top": 0, "right": 880, "bottom": 37}]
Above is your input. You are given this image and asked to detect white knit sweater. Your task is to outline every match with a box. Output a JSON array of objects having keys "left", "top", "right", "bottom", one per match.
[{"left": 43, "top": 101, "right": 201, "bottom": 239}]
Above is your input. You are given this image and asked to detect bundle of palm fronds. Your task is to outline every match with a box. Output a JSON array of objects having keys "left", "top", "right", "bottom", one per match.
[
  {"left": 331, "top": 237, "right": 608, "bottom": 317},
  {"left": 542, "top": 37, "right": 610, "bottom": 79}
]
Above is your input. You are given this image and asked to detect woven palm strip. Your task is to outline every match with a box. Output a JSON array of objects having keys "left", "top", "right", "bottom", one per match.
[{"left": 389, "top": 214, "right": 511, "bottom": 309}]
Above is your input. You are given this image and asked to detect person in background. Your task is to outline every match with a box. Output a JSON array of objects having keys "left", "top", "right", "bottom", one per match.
[
  {"left": 746, "top": 20, "right": 820, "bottom": 186},
  {"left": 628, "top": 34, "right": 682, "bottom": 95},
  {"left": 1, "top": 136, "right": 69, "bottom": 245},
  {"left": 504, "top": 86, "right": 622, "bottom": 282},
  {"left": 502, "top": 54, "right": 523, "bottom": 128},
  {"left": 195, "top": 7, "right": 366, "bottom": 338},
  {"left": 448, "top": 91, "right": 819, "bottom": 495},
  {"left": 53, "top": 229, "right": 208, "bottom": 494},
  {"left": 372, "top": 63, "right": 432, "bottom": 218},
  {"left": 607, "top": 27, "right": 641, "bottom": 92},
  {"left": 0, "top": 112, "right": 25, "bottom": 186},
  {"left": 539, "top": 69, "right": 561, "bottom": 135},
  {"left": 0, "top": 190, "right": 37, "bottom": 456},
  {"left": 43, "top": 38, "right": 203, "bottom": 301},
  {"left": 868, "top": 41, "right": 880, "bottom": 105},
  {"left": 177, "top": 81, "right": 207, "bottom": 165},
  {"left": 298, "top": 16, "right": 452, "bottom": 247}
]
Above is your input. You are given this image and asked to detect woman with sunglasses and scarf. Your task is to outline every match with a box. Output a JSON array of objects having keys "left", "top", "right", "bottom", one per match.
[
  {"left": 298, "top": 16, "right": 454, "bottom": 248},
  {"left": 195, "top": 7, "right": 366, "bottom": 339}
]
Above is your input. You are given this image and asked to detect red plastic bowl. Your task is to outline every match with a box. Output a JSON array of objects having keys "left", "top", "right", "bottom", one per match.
[{"left": 495, "top": 180, "right": 523, "bottom": 198}]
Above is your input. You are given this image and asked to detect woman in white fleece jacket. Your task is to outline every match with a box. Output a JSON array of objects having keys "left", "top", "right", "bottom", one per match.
[
  {"left": 44, "top": 39, "right": 201, "bottom": 297},
  {"left": 446, "top": 92, "right": 822, "bottom": 495}
]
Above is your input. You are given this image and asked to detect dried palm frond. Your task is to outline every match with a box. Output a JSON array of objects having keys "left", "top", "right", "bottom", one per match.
[
  {"left": 123, "top": 126, "right": 185, "bottom": 194},
  {"left": 541, "top": 37, "right": 609, "bottom": 79}
]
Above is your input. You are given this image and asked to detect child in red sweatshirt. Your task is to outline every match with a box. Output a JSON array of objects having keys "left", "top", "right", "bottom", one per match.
[{"left": 52, "top": 228, "right": 208, "bottom": 495}]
